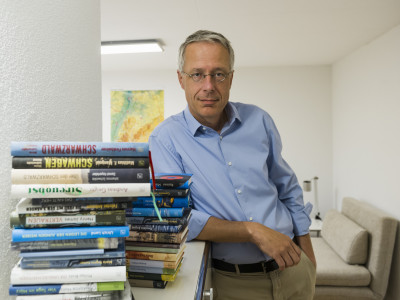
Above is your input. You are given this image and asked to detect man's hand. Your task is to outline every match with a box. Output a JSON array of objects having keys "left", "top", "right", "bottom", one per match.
[
  {"left": 196, "top": 217, "right": 302, "bottom": 270},
  {"left": 244, "top": 222, "right": 302, "bottom": 270}
]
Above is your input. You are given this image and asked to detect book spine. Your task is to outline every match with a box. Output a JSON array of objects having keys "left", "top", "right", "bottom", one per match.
[
  {"left": 20, "top": 258, "right": 126, "bottom": 269},
  {"left": 12, "top": 156, "right": 149, "bottom": 169},
  {"left": 11, "top": 183, "right": 151, "bottom": 198},
  {"left": 126, "top": 207, "right": 183, "bottom": 217},
  {"left": 126, "top": 258, "right": 176, "bottom": 269},
  {"left": 11, "top": 168, "right": 150, "bottom": 185},
  {"left": 11, "top": 210, "right": 126, "bottom": 228},
  {"left": 125, "top": 246, "right": 178, "bottom": 253},
  {"left": 132, "top": 196, "right": 189, "bottom": 208},
  {"left": 10, "top": 265, "right": 127, "bottom": 285},
  {"left": 12, "top": 238, "right": 119, "bottom": 251},
  {"left": 128, "top": 279, "right": 167, "bottom": 289},
  {"left": 129, "top": 224, "right": 182, "bottom": 233},
  {"left": 126, "top": 265, "right": 176, "bottom": 274},
  {"left": 125, "top": 250, "right": 179, "bottom": 261},
  {"left": 12, "top": 225, "right": 130, "bottom": 242},
  {"left": 9, "top": 282, "right": 125, "bottom": 295},
  {"left": 126, "top": 230, "right": 184, "bottom": 243},
  {"left": 10, "top": 141, "right": 149, "bottom": 157},
  {"left": 127, "top": 271, "right": 176, "bottom": 281},
  {"left": 17, "top": 199, "right": 129, "bottom": 214},
  {"left": 125, "top": 216, "right": 187, "bottom": 226},
  {"left": 153, "top": 188, "right": 189, "bottom": 197},
  {"left": 32, "top": 197, "right": 136, "bottom": 206},
  {"left": 15, "top": 291, "right": 120, "bottom": 300}
]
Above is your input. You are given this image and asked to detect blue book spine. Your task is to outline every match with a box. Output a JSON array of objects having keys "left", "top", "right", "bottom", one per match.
[
  {"left": 11, "top": 142, "right": 149, "bottom": 157},
  {"left": 12, "top": 225, "right": 130, "bottom": 242},
  {"left": 9, "top": 284, "right": 64, "bottom": 295},
  {"left": 126, "top": 208, "right": 184, "bottom": 217},
  {"left": 132, "top": 196, "right": 189, "bottom": 208}
]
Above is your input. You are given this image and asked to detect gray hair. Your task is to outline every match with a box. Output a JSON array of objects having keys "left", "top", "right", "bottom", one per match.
[{"left": 178, "top": 30, "right": 235, "bottom": 72}]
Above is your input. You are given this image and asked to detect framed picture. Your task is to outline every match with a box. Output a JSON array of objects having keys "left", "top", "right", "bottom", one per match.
[{"left": 111, "top": 90, "right": 164, "bottom": 142}]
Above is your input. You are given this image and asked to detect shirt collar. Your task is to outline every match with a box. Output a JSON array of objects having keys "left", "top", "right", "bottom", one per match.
[{"left": 183, "top": 102, "right": 242, "bottom": 136}]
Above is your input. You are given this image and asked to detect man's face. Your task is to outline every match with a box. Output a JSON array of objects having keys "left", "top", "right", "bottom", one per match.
[{"left": 178, "top": 42, "right": 233, "bottom": 127}]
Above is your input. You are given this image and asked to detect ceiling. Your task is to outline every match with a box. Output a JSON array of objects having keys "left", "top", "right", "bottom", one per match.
[{"left": 101, "top": 0, "right": 400, "bottom": 71}]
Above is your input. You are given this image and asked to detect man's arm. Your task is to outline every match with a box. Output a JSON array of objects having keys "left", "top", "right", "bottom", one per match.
[{"left": 196, "top": 216, "right": 302, "bottom": 270}]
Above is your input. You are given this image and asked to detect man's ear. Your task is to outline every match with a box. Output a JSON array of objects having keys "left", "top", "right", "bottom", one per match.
[{"left": 177, "top": 70, "right": 185, "bottom": 89}]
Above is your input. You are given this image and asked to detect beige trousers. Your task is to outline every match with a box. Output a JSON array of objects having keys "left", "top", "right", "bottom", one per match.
[{"left": 212, "top": 251, "right": 316, "bottom": 300}]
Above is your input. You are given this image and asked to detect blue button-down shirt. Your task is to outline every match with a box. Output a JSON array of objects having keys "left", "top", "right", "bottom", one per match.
[{"left": 149, "top": 102, "right": 312, "bottom": 264}]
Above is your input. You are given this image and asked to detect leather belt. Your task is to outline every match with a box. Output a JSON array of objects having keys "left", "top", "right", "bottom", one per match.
[{"left": 212, "top": 258, "right": 279, "bottom": 273}]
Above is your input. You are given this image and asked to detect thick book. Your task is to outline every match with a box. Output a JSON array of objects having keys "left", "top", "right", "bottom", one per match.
[
  {"left": 151, "top": 173, "right": 192, "bottom": 189},
  {"left": 125, "top": 245, "right": 185, "bottom": 261},
  {"left": 20, "top": 257, "right": 126, "bottom": 269},
  {"left": 10, "top": 210, "right": 126, "bottom": 228},
  {"left": 128, "top": 278, "right": 167, "bottom": 289},
  {"left": 9, "top": 281, "right": 125, "bottom": 295},
  {"left": 12, "top": 225, "right": 129, "bottom": 242},
  {"left": 126, "top": 209, "right": 191, "bottom": 226},
  {"left": 127, "top": 262, "right": 182, "bottom": 282},
  {"left": 12, "top": 156, "right": 149, "bottom": 169},
  {"left": 32, "top": 197, "right": 136, "bottom": 206},
  {"left": 11, "top": 183, "right": 151, "bottom": 198},
  {"left": 10, "top": 263, "right": 126, "bottom": 284},
  {"left": 132, "top": 196, "right": 190, "bottom": 208},
  {"left": 11, "top": 141, "right": 149, "bottom": 157},
  {"left": 126, "top": 226, "right": 188, "bottom": 244},
  {"left": 126, "top": 207, "right": 186, "bottom": 217},
  {"left": 12, "top": 237, "right": 120, "bottom": 252},
  {"left": 11, "top": 168, "right": 150, "bottom": 185},
  {"left": 17, "top": 198, "right": 130, "bottom": 214},
  {"left": 153, "top": 188, "right": 189, "bottom": 197}
]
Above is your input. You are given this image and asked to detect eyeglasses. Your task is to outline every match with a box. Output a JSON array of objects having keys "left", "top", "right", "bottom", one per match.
[{"left": 181, "top": 71, "right": 233, "bottom": 83}]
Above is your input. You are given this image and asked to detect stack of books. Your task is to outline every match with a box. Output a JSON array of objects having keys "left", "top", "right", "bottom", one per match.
[
  {"left": 125, "top": 173, "right": 192, "bottom": 289},
  {"left": 8, "top": 141, "right": 151, "bottom": 299}
]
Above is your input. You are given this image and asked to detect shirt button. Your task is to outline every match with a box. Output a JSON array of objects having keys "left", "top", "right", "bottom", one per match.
[
  {"left": 228, "top": 162, "right": 232, "bottom": 166},
  {"left": 220, "top": 136, "right": 223, "bottom": 140},
  {"left": 237, "top": 190, "right": 242, "bottom": 194},
  {"left": 249, "top": 217, "right": 253, "bottom": 221}
]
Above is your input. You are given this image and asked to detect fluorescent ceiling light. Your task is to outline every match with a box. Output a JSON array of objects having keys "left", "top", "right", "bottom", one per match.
[{"left": 101, "top": 39, "right": 163, "bottom": 55}]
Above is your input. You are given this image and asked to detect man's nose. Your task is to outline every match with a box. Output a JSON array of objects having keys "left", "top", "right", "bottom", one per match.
[{"left": 202, "top": 74, "right": 216, "bottom": 90}]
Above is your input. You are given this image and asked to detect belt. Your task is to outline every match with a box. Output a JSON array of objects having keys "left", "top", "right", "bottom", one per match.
[{"left": 212, "top": 258, "right": 279, "bottom": 273}]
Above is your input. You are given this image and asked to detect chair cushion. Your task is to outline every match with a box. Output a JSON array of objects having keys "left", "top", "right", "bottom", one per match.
[
  {"left": 321, "top": 210, "right": 368, "bottom": 264},
  {"left": 312, "top": 237, "right": 371, "bottom": 286}
]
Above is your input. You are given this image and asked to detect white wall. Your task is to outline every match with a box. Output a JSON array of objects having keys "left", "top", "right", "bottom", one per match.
[
  {"left": 102, "top": 66, "right": 333, "bottom": 216},
  {"left": 0, "top": 0, "right": 102, "bottom": 297},
  {"left": 332, "top": 24, "right": 400, "bottom": 300}
]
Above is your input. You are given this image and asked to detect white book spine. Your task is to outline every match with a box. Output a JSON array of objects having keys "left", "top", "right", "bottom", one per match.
[
  {"left": 11, "top": 183, "right": 150, "bottom": 198},
  {"left": 10, "top": 265, "right": 126, "bottom": 285}
]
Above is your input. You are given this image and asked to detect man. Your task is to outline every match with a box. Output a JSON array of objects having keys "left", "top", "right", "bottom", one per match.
[{"left": 149, "top": 30, "right": 316, "bottom": 299}]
